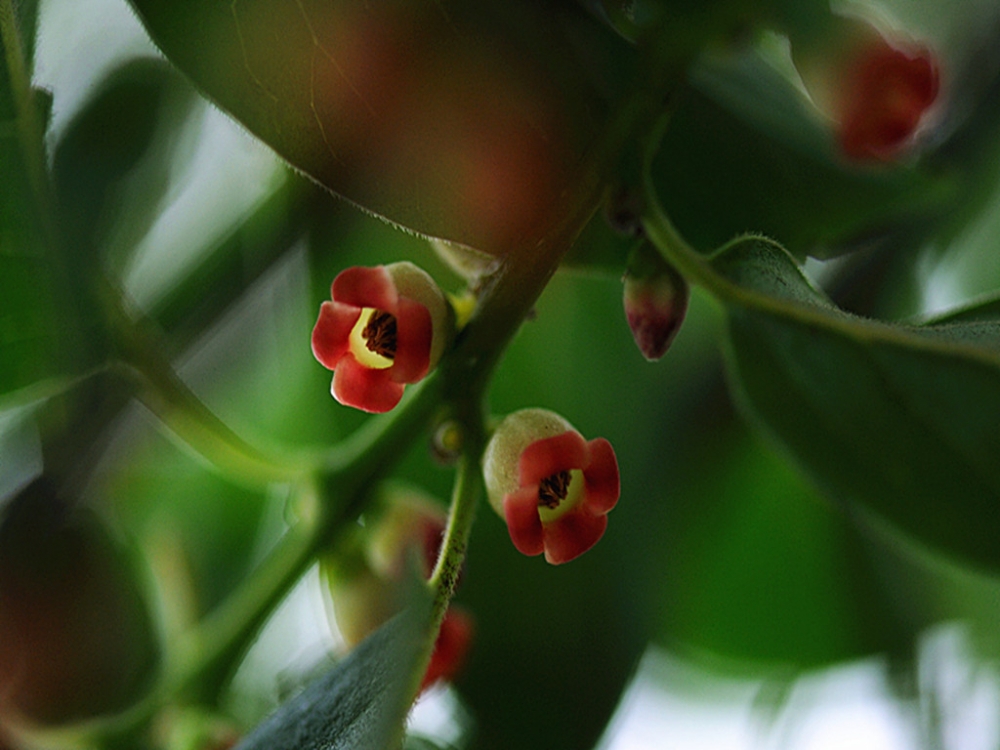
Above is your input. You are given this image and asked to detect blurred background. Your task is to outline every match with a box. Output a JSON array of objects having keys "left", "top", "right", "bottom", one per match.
[{"left": 4, "top": 0, "right": 1000, "bottom": 747}]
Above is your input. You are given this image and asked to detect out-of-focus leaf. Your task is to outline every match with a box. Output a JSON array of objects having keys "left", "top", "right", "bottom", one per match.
[
  {"left": 699, "top": 235, "right": 1000, "bottom": 571},
  {"left": 234, "top": 589, "right": 433, "bottom": 750},
  {"left": 52, "top": 57, "right": 188, "bottom": 280},
  {"left": 653, "top": 52, "right": 948, "bottom": 260},
  {"left": 148, "top": 174, "right": 320, "bottom": 354},
  {"left": 125, "top": 0, "right": 623, "bottom": 255},
  {"left": 657, "top": 421, "right": 911, "bottom": 665},
  {"left": 456, "top": 514, "right": 644, "bottom": 750}
]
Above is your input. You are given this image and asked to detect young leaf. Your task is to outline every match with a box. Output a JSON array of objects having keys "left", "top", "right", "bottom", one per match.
[
  {"left": 234, "top": 586, "right": 433, "bottom": 750},
  {"left": 700, "top": 236, "right": 1000, "bottom": 571}
]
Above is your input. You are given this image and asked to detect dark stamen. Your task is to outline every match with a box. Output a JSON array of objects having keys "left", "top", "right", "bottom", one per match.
[
  {"left": 362, "top": 309, "right": 397, "bottom": 360},
  {"left": 538, "top": 470, "right": 571, "bottom": 509}
]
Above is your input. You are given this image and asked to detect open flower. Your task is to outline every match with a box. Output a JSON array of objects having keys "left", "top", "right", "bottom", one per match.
[
  {"left": 791, "top": 16, "right": 940, "bottom": 161},
  {"left": 483, "top": 409, "right": 620, "bottom": 565},
  {"left": 312, "top": 262, "right": 452, "bottom": 413}
]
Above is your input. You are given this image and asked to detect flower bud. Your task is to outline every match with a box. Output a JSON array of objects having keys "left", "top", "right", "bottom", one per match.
[
  {"left": 482, "top": 409, "right": 620, "bottom": 565},
  {"left": 790, "top": 14, "right": 940, "bottom": 161},
  {"left": 623, "top": 245, "right": 689, "bottom": 361},
  {"left": 312, "top": 262, "right": 454, "bottom": 413}
]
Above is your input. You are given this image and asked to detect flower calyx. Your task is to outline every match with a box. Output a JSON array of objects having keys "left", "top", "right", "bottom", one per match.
[
  {"left": 623, "top": 243, "right": 689, "bottom": 361},
  {"left": 312, "top": 262, "right": 454, "bottom": 413},
  {"left": 482, "top": 409, "right": 620, "bottom": 565}
]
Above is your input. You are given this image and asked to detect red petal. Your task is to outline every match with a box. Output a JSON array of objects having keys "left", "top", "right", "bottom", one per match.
[
  {"left": 311, "top": 301, "right": 361, "bottom": 370},
  {"left": 420, "top": 606, "right": 472, "bottom": 690},
  {"left": 518, "top": 431, "right": 589, "bottom": 487},
  {"left": 390, "top": 297, "right": 432, "bottom": 383},
  {"left": 332, "top": 265, "right": 398, "bottom": 311},
  {"left": 420, "top": 607, "right": 474, "bottom": 691},
  {"left": 542, "top": 506, "right": 607, "bottom": 565},
  {"left": 332, "top": 355, "right": 405, "bottom": 413},
  {"left": 503, "top": 488, "right": 545, "bottom": 556},
  {"left": 583, "top": 438, "right": 620, "bottom": 514}
]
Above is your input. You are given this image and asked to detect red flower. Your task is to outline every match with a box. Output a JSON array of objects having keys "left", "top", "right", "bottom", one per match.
[
  {"left": 837, "top": 41, "right": 939, "bottom": 161},
  {"left": 312, "top": 262, "right": 452, "bottom": 413},
  {"left": 791, "top": 17, "right": 940, "bottom": 161},
  {"left": 483, "top": 409, "right": 620, "bottom": 565}
]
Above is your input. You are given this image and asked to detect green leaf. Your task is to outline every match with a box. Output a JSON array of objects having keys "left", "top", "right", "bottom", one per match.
[
  {"left": 234, "top": 589, "right": 433, "bottom": 750},
  {"left": 692, "top": 234, "right": 1000, "bottom": 571},
  {"left": 658, "top": 422, "right": 911, "bottom": 665},
  {"left": 124, "top": 0, "right": 619, "bottom": 254}
]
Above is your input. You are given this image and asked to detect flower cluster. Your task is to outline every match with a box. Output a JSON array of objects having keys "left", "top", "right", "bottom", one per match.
[{"left": 313, "top": 262, "right": 624, "bottom": 565}]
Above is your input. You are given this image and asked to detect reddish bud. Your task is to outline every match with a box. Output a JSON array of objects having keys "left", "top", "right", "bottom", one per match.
[{"left": 623, "top": 258, "right": 689, "bottom": 361}]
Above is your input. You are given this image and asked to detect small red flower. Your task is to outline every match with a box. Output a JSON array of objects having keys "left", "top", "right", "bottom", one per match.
[
  {"left": 483, "top": 409, "right": 620, "bottom": 565},
  {"left": 791, "top": 17, "right": 940, "bottom": 161},
  {"left": 837, "top": 40, "right": 939, "bottom": 161},
  {"left": 312, "top": 262, "right": 452, "bottom": 413}
]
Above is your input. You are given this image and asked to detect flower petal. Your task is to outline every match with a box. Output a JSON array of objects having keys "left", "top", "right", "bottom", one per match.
[
  {"left": 332, "top": 355, "right": 405, "bottom": 413},
  {"left": 503, "top": 487, "right": 545, "bottom": 557},
  {"left": 389, "top": 296, "right": 432, "bottom": 384},
  {"left": 312, "top": 301, "right": 361, "bottom": 370},
  {"left": 332, "top": 265, "right": 398, "bottom": 311},
  {"left": 420, "top": 606, "right": 474, "bottom": 692},
  {"left": 582, "top": 438, "right": 620, "bottom": 514},
  {"left": 542, "top": 506, "right": 607, "bottom": 565},
  {"left": 518, "top": 431, "right": 589, "bottom": 487}
]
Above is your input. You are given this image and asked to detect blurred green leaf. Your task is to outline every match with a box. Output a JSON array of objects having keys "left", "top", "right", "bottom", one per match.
[
  {"left": 705, "top": 235, "right": 1000, "bottom": 571},
  {"left": 125, "top": 0, "right": 620, "bottom": 254},
  {"left": 52, "top": 57, "right": 188, "bottom": 282},
  {"left": 658, "top": 421, "right": 910, "bottom": 665},
  {"left": 234, "top": 590, "right": 432, "bottom": 750}
]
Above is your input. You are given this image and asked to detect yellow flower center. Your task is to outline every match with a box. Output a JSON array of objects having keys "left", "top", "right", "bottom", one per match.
[
  {"left": 537, "top": 468, "right": 584, "bottom": 523},
  {"left": 349, "top": 308, "right": 397, "bottom": 369}
]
